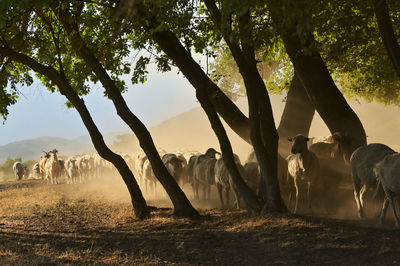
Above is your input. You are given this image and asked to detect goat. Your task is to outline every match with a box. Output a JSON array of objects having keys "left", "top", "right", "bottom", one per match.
[
  {"left": 286, "top": 135, "right": 319, "bottom": 213},
  {"left": 39, "top": 151, "right": 50, "bottom": 180},
  {"left": 350, "top": 143, "right": 395, "bottom": 218},
  {"left": 44, "top": 149, "right": 60, "bottom": 185}
]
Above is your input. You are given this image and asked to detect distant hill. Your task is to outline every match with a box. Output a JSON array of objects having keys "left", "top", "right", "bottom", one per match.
[{"left": 0, "top": 133, "right": 121, "bottom": 164}]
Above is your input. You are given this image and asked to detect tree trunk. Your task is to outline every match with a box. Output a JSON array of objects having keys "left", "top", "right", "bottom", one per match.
[
  {"left": 151, "top": 28, "right": 262, "bottom": 214},
  {"left": 56, "top": 12, "right": 198, "bottom": 217},
  {"left": 205, "top": 0, "right": 286, "bottom": 213},
  {"left": 0, "top": 47, "right": 151, "bottom": 220},
  {"left": 373, "top": 0, "right": 400, "bottom": 79},
  {"left": 196, "top": 79, "right": 263, "bottom": 214},
  {"left": 278, "top": 73, "right": 315, "bottom": 157},
  {"left": 150, "top": 29, "right": 251, "bottom": 144},
  {"left": 270, "top": 4, "right": 367, "bottom": 158}
]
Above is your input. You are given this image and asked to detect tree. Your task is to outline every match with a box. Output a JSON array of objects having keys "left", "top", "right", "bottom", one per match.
[
  {"left": 52, "top": 2, "right": 198, "bottom": 217},
  {"left": 268, "top": 0, "right": 367, "bottom": 160},
  {"left": 0, "top": 2, "right": 152, "bottom": 219},
  {"left": 115, "top": 0, "right": 286, "bottom": 213},
  {"left": 373, "top": 0, "right": 400, "bottom": 80},
  {"left": 0, "top": 157, "right": 22, "bottom": 177},
  {"left": 313, "top": 0, "right": 400, "bottom": 105}
]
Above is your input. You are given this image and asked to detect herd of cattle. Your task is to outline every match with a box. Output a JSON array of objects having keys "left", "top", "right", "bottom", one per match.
[{"left": 8, "top": 133, "right": 400, "bottom": 227}]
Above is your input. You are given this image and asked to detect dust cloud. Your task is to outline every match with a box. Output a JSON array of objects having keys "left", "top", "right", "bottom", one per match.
[{"left": 15, "top": 95, "right": 400, "bottom": 221}]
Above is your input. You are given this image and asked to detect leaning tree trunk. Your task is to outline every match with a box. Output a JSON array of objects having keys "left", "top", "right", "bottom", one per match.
[
  {"left": 149, "top": 30, "right": 252, "bottom": 144},
  {"left": 196, "top": 79, "right": 263, "bottom": 214},
  {"left": 56, "top": 11, "right": 198, "bottom": 217},
  {"left": 0, "top": 48, "right": 151, "bottom": 220},
  {"left": 270, "top": 2, "right": 367, "bottom": 158},
  {"left": 373, "top": 0, "right": 400, "bottom": 79},
  {"left": 205, "top": 0, "right": 286, "bottom": 213},
  {"left": 151, "top": 28, "right": 262, "bottom": 214},
  {"left": 278, "top": 73, "right": 315, "bottom": 157}
]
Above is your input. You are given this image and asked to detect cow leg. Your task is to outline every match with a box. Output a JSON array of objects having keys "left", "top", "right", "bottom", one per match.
[
  {"left": 386, "top": 190, "right": 400, "bottom": 228},
  {"left": 216, "top": 183, "right": 224, "bottom": 208},
  {"left": 294, "top": 178, "right": 300, "bottom": 214},
  {"left": 226, "top": 187, "right": 230, "bottom": 209},
  {"left": 379, "top": 197, "right": 389, "bottom": 225},
  {"left": 232, "top": 186, "right": 240, "bottom": 210},
  {"left": 287, "top": 172, "right": 293, "bottom": 211},
  {"left": 307, "top": 181, "right": 312, "bottom": 213},
  {"left": 193, "top": 181, "right": 198, "bottom": 200},
  {"left": 353, "top": 177, "right": 364, "bottom": 218},
  {"left": 359, "top": 185, "right": 367, "bottom": 208}
]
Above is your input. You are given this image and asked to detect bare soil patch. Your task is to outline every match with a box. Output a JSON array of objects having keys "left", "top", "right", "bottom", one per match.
[{"left": 0, "top": 179, "right": 399, "bottom": 265}]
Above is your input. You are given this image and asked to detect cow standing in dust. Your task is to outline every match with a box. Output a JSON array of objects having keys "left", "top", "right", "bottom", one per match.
[
  {"left": 350, "top": 143, "right": 395, "bottom": 218},
  {"left": 372, "top": 152, "right": 400, "bottom": 228},
  {"left": 13, "top": 162, "right": 25, "bottom": 181},
  {"left": 214, "top": 154, "right": 246, "bottom": 209},
  {"left": 190, "top": 148, "right": 220, "bottom": 201}
]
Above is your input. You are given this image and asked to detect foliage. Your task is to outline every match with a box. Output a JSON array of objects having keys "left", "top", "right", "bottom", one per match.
[
  {"left": 0, "top": 0, "right": 133, "bottom": 114},
  {"left": 0, "top": 157, "right": 22, "bottom": 175},
  {"left": 313, "top": 0, "right": 400, "bottom": 105}
]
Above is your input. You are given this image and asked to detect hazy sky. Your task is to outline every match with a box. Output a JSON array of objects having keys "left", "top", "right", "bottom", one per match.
[{"left": 0, "top": 65, "right": 200, "bottom": 146}]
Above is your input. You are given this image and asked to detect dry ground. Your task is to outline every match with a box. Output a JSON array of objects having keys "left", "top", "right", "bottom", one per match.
[{"left": 0, "top": 178, "right": 400, "bottom": 265}]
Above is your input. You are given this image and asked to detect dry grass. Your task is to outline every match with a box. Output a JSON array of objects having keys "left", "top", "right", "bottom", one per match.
[{"left": 1, "top": 178, "right": 400, "bottom": 265}]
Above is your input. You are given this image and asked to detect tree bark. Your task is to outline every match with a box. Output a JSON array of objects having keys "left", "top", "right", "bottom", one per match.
[
  {"left": 196, "top": 79, "right": 263, "bottom": 214},
  {"left": 373, "top": 0, "right": 400, "bottom": 79},
  {"left": 151, "top": 27, "right": 262, "bottom": 214},
  {"left": 269, "top": 3, "right": 367, "bottom": 159},
  {"left": 56, "top": 9, "right": 198, "bottom": 217},
  {"left": 205, "top": 0, "right": 286, "bottom": 213},
  {"left": 0, "top": 47, "right": 150, "bottom": 219},
  {"left": 149, "top": 30, "right": 251, "bottom": 144},
  {"left": 278, "top": 73, "right": 315, "bottom": 157}
]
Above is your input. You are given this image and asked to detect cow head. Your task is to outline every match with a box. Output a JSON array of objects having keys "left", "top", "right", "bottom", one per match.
[
  {"left": 205, "top": 148, "right": 221, "bottom": 158},
  {"left": 288, "top": 135, "right": 310, "bottom": 154}
]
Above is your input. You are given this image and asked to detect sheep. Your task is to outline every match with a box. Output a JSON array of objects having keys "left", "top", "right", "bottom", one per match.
[
  {"left": 44, "top": 149, "right": 61, "bottom": 185},
  {"left": 373, "top": 153, "right": 400, "bottom": 228},
  {"left": 214, "top": 154, "right": 245, "bottom": 209},
  {"left": 191, "top": 148, "right": 220, "bottom": 201},
  {"left": 286, "top": 135, "right": 319, "bottom": 213},
  {"left": 350, "top": 143, "right": 395, "bottom": 218}
]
